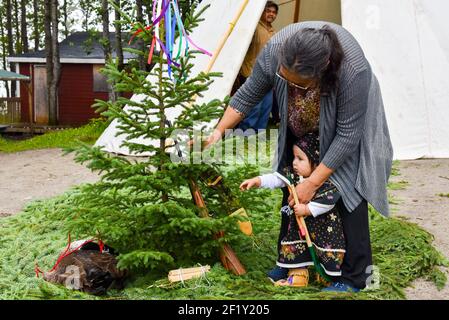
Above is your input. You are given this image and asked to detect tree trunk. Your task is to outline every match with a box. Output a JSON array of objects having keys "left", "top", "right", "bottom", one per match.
[
  {"left": 44, "top": 0, "right": 53, "bottom": 125},
  {"left": 114, "top": 0, "right": 124, "bottom": 72},
  {"left": 136, "top": 0, "right": 146, "bottom": 70},
  {"left": 49, "top": 0, "right": 60, "bottom": 125},
  {"left": 80, "top": 0, "right": 91, "bottom": 32},
  {"left": 20, "top": 0, "right": 28, "bottom": 53},
  {"left": 33, "top": 0, "right": 40, "bottom": 51},
  {"left": 63, "top": 0, "right": 69, "bottom": 39},
  {"left": 6, "top": 0, "right": 16, "bottom": 97},
  {"left": 101, "top": 0, "right": 116, "bottom": 102},
  {"left": 13, "top": 0, "right": 21, "bottom": 53},
  {"left": 143, "top": 0, "right": 152, "bottom": 24},
  {"left": 0, "top": 8, "right": 11, "bottom": 97}
]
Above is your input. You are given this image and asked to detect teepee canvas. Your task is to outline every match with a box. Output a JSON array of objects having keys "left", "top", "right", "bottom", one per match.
[
  {"left": 341, "top": 0, "right": 449, "bottom": 159},
  {"left": 94, "top": 0, "right": 266, "bottom": 156},
  {"left": 96, "top": 0, "right": 449, "bottom": 160}
]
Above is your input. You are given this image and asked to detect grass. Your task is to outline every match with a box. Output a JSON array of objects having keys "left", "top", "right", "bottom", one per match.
[
  {"left": 438, "top": 193, "right": 449, "bottom": 198},
  {"left": 387, "top": 180, "right": 409, "bottom": 191},
  {"left": 0, "top": 119, "right": 108, "bottom": 153}
]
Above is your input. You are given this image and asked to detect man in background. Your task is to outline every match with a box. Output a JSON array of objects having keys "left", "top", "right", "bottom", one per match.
[{"left": 235, "top": 1, "right": 279, "bottom": 132}]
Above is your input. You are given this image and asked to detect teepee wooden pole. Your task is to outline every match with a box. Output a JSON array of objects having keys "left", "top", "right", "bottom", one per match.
[
  {"left": 204, "top": 0, "right": 249, "bottom": 73},
  {"left": 188, "top": 178, "right": 247, "bottom": 276},
  {"left": 183, "top": 0, "right": 249, "bottom": 107}
]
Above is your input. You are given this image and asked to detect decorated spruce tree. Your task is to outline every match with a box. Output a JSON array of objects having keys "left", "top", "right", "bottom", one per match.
[{"left": 63, "top": 2, "right": 250, "bottom": 272}]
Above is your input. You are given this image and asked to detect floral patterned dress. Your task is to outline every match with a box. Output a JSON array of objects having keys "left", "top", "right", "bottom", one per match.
[
  {"left": 287, "top": 85, "right": 321, "bottom": 138},
  {"left": 275, "top": 85, "right": 346, "bottom": 276}
]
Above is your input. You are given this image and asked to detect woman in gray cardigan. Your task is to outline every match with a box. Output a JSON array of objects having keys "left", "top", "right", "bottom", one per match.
[{"left": 205, "top": 22, "right": 393, "bottom": 292}]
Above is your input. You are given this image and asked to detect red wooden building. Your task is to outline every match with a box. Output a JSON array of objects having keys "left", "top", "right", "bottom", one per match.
[{"left": 7, "top": 32, "right": 135, "bottom": 128}]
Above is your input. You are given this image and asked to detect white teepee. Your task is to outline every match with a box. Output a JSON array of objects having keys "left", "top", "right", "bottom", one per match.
[
  {"left": 341, "top": 0, "right": 449, "bottom": 159},
  {"left": 96, "top": 0, "right": 449, "bottom": 160},
  {"left": 94, "top": 0, "right": 266, "bottom": 156}
]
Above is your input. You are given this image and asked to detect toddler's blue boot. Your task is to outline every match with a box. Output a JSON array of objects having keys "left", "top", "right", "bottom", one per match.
[{"left": 267, "top": 266, "right": 289, "bottom": 283}]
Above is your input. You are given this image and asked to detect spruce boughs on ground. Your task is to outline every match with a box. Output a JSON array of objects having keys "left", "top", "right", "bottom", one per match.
[{"left": 0, "top": 176, "right": 447, "bottom": 300}]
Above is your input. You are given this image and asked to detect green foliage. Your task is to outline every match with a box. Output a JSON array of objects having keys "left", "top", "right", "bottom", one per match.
[
  {"left": 368, "top": 208, "right": 448, "bottom": 298},
  {"left": 62, "top": 7, "right": 239, "bottom": 272},
  {"left": 117, "top": 250, "right": 175, "bottom": 270},
  {"left": 0, "top": 151, "right": 447, "bottom": 299},
  {"left": 0, "top": 119, "right": 108, "bottom": 153},
  {"left": 390, "top": 161, "right": 401, "bottom": 177},
  {"left": 0, "top": 179, "right": 447, "bottom": 300}
]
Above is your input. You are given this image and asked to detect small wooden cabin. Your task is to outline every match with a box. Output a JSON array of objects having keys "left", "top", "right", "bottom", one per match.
[{"left": 7, "top": 32, "right": 136, "bottom": 128}]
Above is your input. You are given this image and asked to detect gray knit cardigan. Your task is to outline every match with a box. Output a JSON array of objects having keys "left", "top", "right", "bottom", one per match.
[{"left": 230, "top": 22, "right": 393, "bottom": 216}]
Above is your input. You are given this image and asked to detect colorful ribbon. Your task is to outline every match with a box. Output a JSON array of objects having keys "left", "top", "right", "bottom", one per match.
[{"left": 128, "top": 0, "right": 212, "bottom": 80}]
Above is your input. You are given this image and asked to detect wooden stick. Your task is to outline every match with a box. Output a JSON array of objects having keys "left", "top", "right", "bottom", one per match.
[
  {"left": 169, "top": 265, "right": 210, "bottom": 276},
  {"left": 185, "top": 0, "right": 250, "bottom": 106},
  {"left": 204, "top": 0, "right": 249, "bottom": 73},
  {"left": 274, "top": 173, "right": 307, "bottom": 239},
  {"left": 288, "top": 185, "right": 312, "bottom": 247},
  {"left": 168, "top": 265, "right": 211, "bottom": 282},
  {"left": 188, "top": 178, "right": 246, "bottom": 276},
  {"left": 294, "top": 0, "right": 301, "bottom": 23}
]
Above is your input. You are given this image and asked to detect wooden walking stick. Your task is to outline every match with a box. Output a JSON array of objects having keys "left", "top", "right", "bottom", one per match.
[{"left": 188, "top": 178, "right": 246, "bottom": 276}]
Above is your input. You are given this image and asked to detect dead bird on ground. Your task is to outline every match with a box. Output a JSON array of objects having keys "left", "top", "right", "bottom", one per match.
[{"left": 37, "top": 239, "right": 127, "bottom": 296}]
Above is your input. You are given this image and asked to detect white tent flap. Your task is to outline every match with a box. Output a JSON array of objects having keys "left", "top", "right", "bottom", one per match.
[{"left": 342, "top": 0, "right": 449, "bottom": 160}]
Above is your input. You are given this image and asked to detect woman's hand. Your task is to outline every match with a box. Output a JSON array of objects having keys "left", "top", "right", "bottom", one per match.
[
  {"left": 288, "top": 163, "right": 334, "bottom": 206},
  {"left": 288, "top": 179, "right": 320, "bottom": 206},
  {"left": 293, "top": 204, "right": 312, "bottom": 217},
  {"left": 240, "top": 177, "right": 262, "bottom": 191},
  {"left": 201, "top": 128, "right": 223, "bottom": 150},
  {"left": 188, "top": 106, "right": 244, "bottom": 150}
]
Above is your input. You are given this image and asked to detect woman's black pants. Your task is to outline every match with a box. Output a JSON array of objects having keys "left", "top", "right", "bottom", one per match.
[{"left": 278, "top": 188, "right": 373, "bottom": 289}]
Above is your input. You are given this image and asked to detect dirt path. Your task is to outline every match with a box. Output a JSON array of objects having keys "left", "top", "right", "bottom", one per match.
[
  {"left": 0, "top": 149, "right": 100, "bottom": 216},
  {"left": 388, "top": 159, "right": 449, "bottom": 300}
]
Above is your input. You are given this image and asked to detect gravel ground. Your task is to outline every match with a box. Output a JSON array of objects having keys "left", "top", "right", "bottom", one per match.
[{"left": 0, "top": 149, "right": 100, "bottom": 215}]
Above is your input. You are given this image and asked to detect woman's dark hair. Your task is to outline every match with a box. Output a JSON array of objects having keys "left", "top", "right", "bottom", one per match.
[{"left": 280, "top": 25, "right": 344, "bottom": 93}]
